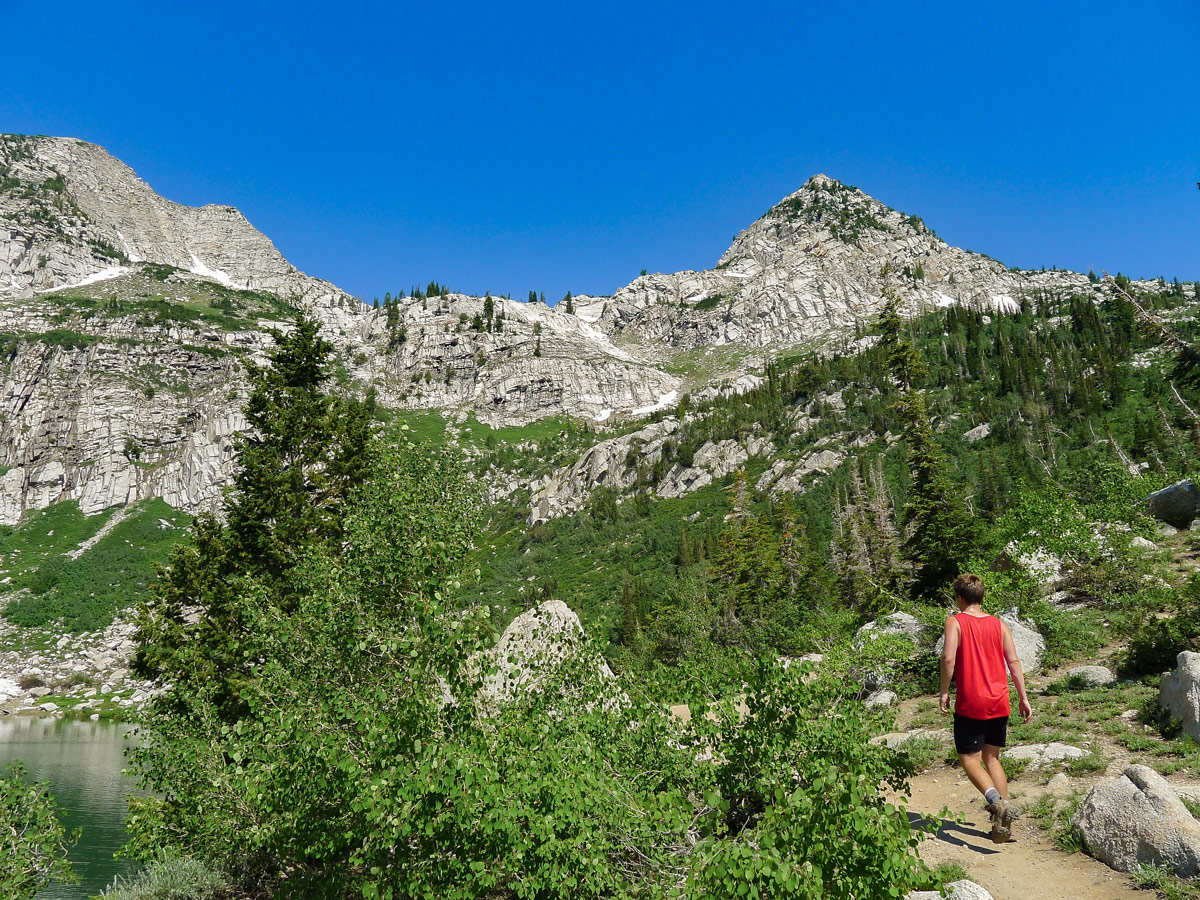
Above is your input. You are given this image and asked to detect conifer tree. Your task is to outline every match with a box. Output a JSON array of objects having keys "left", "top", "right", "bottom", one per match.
[{"left": 135, "top": 314, "right": 374, "bottom": 716}]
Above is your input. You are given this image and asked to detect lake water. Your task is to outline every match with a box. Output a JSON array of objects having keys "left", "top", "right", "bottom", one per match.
[{"left": 0, "top": 717, "right": 138, "bottom": 899}]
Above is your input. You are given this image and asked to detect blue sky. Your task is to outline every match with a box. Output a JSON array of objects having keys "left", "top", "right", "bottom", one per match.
[{"left": 3, "top": 1, "right": 1198, "bottom": 302}]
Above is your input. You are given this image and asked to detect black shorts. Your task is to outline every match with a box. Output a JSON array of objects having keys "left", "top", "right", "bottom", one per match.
[{"left": 953, "top": 713, "right": 1009, "bottom": 755}]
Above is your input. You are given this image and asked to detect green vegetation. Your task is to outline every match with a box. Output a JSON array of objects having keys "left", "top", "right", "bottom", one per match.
[
  {"left": 127, "top": 316, "right": 946, "bottom": 899},
  {"left": 98, "top": 852, "right": 227, "bottom": 900},
  {"left": 0, "top": 763, "right": 77, "bottom": 899},
  {"left": 0, "top": 500, "right": 190, "bottom": 632}
]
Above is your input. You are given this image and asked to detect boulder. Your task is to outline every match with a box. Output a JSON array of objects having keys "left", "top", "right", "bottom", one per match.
[
  {"left": 1003, "top": 743, "right": 1087, "bottom": 767},
  {"left": 962, "top": 423, "right": 991, "bottom": 443},
  {"left": 1047, "top": 772, "right": 1071, "bottom": 796},
  {"left": 1064, "top": 665, "right": 1116, "bottom": 688},
  {"left": 855, "top": 611, "right": 925, "bottom": 647},
  {"left": 997, "top": 608, "right": 1045, "bottom": 673},
  {"left": 1074, "top": 764, "right": 1200, "bottom": 877},
  {"left": 865, "top": 689, "right": 897, "bottom": 709},
  {"left": 1131, "top": 535, "right": 1157, "bottom": 552},
  {"left": 1159, "top": 651, "right": 1200, "bottom": 741},
  {"left": 1145, "top": 480, "right": 1200, "bottom": 529},
  {"left": 474, "top": 600, "right": 622, "bottom": 712},
  {"left": 907, "top": 879, "right": 994, "bottom": 900},
  {"left": 870, "top": 728, "right": 951, "bottom": 751}
]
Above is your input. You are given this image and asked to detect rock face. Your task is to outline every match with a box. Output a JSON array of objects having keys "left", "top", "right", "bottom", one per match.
[
  {"left": 1160, "top": 651, "right": 1200, "bottom": 741},
  {"left": 1145, "top": 480, "right": 1200, "bottom": 529},
  {"left": 1074, "top": 764, "right": 1200, "bottom": 877},
  {"left": 855, "top": 611, "right": 925, "bottom": 647},
  {"left": 576, "top": 174, "right": 1089, "bottom": 357},
  {"left": 0, "top": 134, "right": 1122, "bottom": 528}
]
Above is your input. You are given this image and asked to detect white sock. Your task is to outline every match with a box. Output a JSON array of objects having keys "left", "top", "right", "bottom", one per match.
[{"left": 985, "top": 787, "right": 1001, "bottom": 805}]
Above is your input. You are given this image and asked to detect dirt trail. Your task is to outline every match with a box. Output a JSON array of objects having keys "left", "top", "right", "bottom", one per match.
[{"left": 900, "top": 770, "right": 1140, "bottom": 900}]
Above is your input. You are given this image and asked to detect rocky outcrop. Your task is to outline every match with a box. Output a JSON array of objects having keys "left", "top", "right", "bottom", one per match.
[
  {"left": 1159, "top": 651, "right": 1200, "bottom": 741},
  {"left": 855, "top": 611, "right": 925, "bottom": 648},
  {"left": 1075, "top": 765, "right": 1200, "bottom": 877}
]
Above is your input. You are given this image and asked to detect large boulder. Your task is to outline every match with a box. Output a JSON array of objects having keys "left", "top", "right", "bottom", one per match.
[
  {"left": 1074, "top": 765, "right": 1200, "bottom": 877},
  {"left": 907, "top": 880, "right": 994, "bottom": 900},
  {"left": 1145, "top": 480, "right": 1200, "bottom": 529},
  {"left": 1064, "top": 665, "right": 1116, "bottom": 688},
  {"left": 1160, "top": 651, "right": 1200, "bottom": 741},
  {"left": 473, "top": 600, "right": 623, "bottom": 713},
  {"left": 933, "top": 609, "right": 1045, "bottom": 674}
]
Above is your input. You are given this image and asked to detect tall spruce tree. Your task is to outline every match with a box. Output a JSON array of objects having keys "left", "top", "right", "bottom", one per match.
[
  {"left": 135, "top": 313, "right": 374, "bottom": 716},
  {"left": 876, "top": 292, "right": 973, "bottom": 597}
]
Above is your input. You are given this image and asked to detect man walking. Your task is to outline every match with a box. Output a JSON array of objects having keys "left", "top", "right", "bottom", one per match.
[{"left": 940, "top": 573, "right": 1033, "bottom": 843}]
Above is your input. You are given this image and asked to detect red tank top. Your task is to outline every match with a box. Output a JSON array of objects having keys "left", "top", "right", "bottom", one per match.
[{"left": 953, "top": 613, "right": 1011, "bottom": 719}]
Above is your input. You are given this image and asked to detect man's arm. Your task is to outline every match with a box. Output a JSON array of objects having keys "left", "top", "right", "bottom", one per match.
[
  {"left": 939, "top": 616, "right": 960, "bottom": 713},
  {"left": 1001, "top": 623, "right": 1033, "bottom": 723}
]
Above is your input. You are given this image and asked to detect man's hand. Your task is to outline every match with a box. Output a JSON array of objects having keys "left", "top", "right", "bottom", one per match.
[
  {"left": 940, "top": 693, "right": 951, "bottom": 714},
  {"left": 1019, "top": 697, "right": 1033, "bottom": 723}
]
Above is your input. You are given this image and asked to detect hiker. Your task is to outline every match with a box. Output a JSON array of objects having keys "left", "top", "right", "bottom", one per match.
[{"left": 939, "top": 572, "right": 1033, "bottom": 843}]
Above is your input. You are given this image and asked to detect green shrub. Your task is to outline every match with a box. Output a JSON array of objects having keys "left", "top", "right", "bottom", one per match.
[
  {"left": 1122, "top": 574, "right": 1200, "bottom": 677},
  {"left": 0, "top": 763, "right": 76, "bottom": 899},
  {"left": 97, "top": 852, "right": 226, "bottom": 900}
]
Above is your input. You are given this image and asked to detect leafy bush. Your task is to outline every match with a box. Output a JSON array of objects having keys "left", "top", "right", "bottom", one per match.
[{"left": 0, "top": 763, "right": 76, "bottom": 899}]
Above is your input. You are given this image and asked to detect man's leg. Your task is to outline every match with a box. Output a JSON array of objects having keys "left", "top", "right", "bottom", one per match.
[
  {"left": 957, "top": 751, "right": 996, "bottom": 797},
  {"left": 982, "top": 744, "right": 1008, "bottom": 799}
]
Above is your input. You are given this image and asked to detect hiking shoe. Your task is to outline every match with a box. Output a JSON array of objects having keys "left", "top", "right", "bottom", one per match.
[{"left": 985, "top": 799, "right": 1020, "bottom": 843}]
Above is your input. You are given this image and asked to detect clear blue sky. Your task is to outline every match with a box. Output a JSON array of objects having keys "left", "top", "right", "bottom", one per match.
[{"left": 4, "top": 1, "right": 1198, "bottom": 302}]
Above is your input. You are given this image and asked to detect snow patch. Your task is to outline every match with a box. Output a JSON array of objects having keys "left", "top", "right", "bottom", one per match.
[
  {"left": 990, "top": 294, "right": 1020, "bottom": 314},
  {"left": 0, "top": 676, "right": 19, "bottom": 702},
  {"left": 593, "top": 409, "right": 612, "bottom": 423},
  {"left": 933, "top": 291, "right": 956, "bottom": 308},
  {"left": 189, "top": 253, "right": 236, "bottom": 288},
  {"left": 35, "top": 265, "right": 130, "bottom": 294},
  {"left": 632, "top": 390, "right": 679, "bottom": 417},
  {"left": 116, "top": 231, "right": 142, "bottom": 263}
]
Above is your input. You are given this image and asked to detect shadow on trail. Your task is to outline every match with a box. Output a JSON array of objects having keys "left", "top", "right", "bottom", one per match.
[{"left": 908, "top": 812, "right": 1002, "bottom": 855}]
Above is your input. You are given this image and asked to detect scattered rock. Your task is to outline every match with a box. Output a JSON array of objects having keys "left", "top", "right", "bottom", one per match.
[
  {"left": 1131, "top": 535, "right": 1157, "bottom": 552},
  {"left": 1145, "top": 480, "right": 1200, "bottom": 529},
  {"left": 1075, "top": 764, "right": 1200, "bottom": 877},
  {"left": 1159, "top": 652, "right": 1200, "bottom": 741},
  {"left": 870, "top": 728, "right": 951, "bottom": 751},
  {"left": 907, "top": 879, "right": 994, "bottom": 900},
  {"left": 1004, "top": 742, "right": 1087, "bottom": 766},
  {"left": 37, "top": 702, "right": 58, "bottom": 713},
  {"left": 865, "top": 689, "right": 897, "bottom": 709},
  {"left": 1047, "top": 772, "right": 1071, "bottom": 796},
  {"left": 1063, "top": 665, "right": 1116, "bottom": 687}
]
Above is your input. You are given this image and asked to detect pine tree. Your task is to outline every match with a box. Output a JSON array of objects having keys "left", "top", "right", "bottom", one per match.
[{"left": 135, "top": 314, "right": 374, "bottom": 717}]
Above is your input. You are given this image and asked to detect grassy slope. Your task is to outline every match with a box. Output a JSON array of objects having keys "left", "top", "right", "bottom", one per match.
[{"left": 0, "top": 498, "right": 191, "bottom": 633}]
